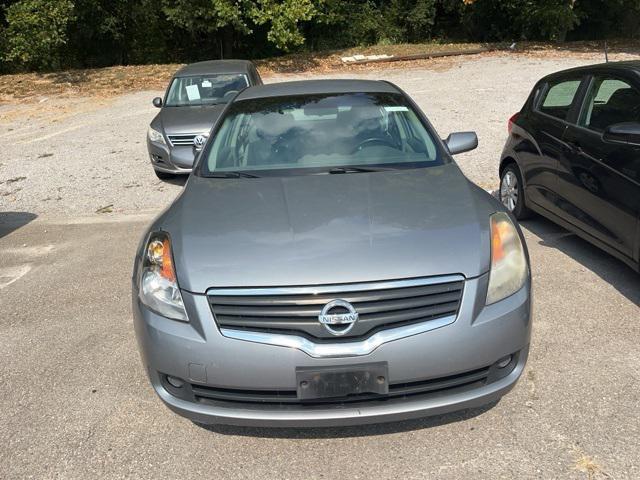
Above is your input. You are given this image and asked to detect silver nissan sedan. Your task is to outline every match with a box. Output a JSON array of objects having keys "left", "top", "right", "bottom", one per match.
[{"left": 132, "top": 80, "right": 532, "bottom": 427}]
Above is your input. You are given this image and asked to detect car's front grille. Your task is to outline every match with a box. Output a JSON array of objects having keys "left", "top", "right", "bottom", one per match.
[
  {"left": 167, "top": 133, "right": 197, "bottom": 146},
  {"left": 208, "top": 276, "right": 464, "bottom": 341},
  {"left": 189, "top": 365, "right": 489, "bottom": 406}
]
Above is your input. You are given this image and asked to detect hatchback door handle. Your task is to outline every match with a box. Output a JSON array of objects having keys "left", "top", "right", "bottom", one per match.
[{"left": 565, "top": 142, "right": 583, "bottom": 154}]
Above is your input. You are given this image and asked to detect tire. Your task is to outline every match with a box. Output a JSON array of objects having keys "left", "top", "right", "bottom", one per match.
[
  {"left": 154, "top": 169, "right": 175, "bottom": 181},
  {"left": 499, "top": 163, "right": 531, "bottom": 220}
]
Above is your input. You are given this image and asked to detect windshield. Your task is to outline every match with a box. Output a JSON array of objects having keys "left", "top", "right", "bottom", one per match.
[
  {"left": 201, "top": 92, "right": 445, "bottom": 177},
  {"left": 165, "top": 74, "right": 249, "bottom": 106}
]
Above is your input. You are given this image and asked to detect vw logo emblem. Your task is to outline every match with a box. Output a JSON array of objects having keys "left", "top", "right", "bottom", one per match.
[
  {"left": 193, "top": 134, "right": 208, "bottom": 150},
  {"left": 318, "top": 299, "right": 359, "bottom": 336}
]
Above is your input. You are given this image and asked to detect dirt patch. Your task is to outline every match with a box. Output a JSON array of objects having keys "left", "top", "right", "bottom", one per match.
[
  {"left": 0, "top": 64, "right": 182, "bottom": 103},
  {"left": 255, "top": 42, "right": 487, "bottom": 75},
  {"left": 1, "top": 40, "right": 639, "bottom": 104},
  {"left": 573, "top": 450, "right": 610, "bottom": 479}
]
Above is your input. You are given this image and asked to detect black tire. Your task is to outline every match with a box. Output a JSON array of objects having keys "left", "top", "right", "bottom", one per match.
[
  {"left": 154, "top": 169, "right": 175, "bottom": 181},
  {"left": 499, "top": 163, "right": 532, "bottom": 220}
]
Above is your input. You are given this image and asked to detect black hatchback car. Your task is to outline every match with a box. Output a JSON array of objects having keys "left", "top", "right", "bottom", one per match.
[{"left": 499, "top": 61, "right": 640, "bottom": 271}]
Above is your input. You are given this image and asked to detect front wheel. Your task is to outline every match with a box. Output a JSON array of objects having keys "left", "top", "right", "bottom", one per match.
[
  {"left": 500, "top": 164, "right": 531, "bottom": 220},
  {"left": 154, "top": 169, "right": 175, "bottom": 181}
]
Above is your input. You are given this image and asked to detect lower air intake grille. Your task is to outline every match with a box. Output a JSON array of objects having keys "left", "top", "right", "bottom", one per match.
[{"left": 190, "top": 366, "right": 489, "bottom": 406}]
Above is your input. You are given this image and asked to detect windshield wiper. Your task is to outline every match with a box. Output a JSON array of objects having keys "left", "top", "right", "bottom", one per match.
[
  {"left": 326, "top": 166, "right": 392, "bottom": 174},
  {"left": 208, "top": 171, "right": 260, "bottom": 178}
]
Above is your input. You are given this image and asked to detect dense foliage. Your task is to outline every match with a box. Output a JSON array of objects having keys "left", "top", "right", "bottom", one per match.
[{"left": 0, "top": 0, "right": 639, "bottom": 73}]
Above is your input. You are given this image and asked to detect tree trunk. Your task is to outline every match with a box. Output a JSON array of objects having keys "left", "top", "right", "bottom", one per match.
[{"left": 222, "top": 27, "right": 233, "bottom": 58}]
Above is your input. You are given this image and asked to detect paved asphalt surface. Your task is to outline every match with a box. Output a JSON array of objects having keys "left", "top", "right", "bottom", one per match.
[
  {"left": 1, "top": 53, "right": 639, "bottom": 479},
  {"left": 1, "top": 213, "right": 638, "bottom": 479}
]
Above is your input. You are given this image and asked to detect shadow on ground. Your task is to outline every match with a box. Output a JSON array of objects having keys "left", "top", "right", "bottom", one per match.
[
  {"left": 160, "top": 175, "right": 188, "bottom": 187},
  {"left": 0, "top": 212, "right": 37, "bottom": 240},
  {"left": 196, "top": 401, "right": 497, "bottom": 439},
  {"left": 522, "top": 216, "right": 639, "bottom": 306}
]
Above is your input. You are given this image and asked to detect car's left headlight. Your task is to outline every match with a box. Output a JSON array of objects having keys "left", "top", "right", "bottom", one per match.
[
  {"left": 138, "top": 232, "right": 188, "bottom": 321},
  {"left": 148, "top": 126, "right": 166, "bottom": 145},
  {"left": 486, "top": 212, "right": 528, "bottom": 305}
]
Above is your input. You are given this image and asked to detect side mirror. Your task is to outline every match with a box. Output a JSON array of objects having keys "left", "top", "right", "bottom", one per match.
[
  {"left": 603, "top": 122, "right": 640, "bottom": 145},
  {"left": 445, "top": 131, "right": 478, "bottom": 155},
  {"left": 152, "top": 97, "right": 163, "bottom": 108}
]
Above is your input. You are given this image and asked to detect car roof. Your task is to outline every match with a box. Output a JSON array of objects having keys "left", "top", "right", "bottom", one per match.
[
  {"left": 542, "top": 60, "right": 640, "bottom": 81},
  {"left": 235, "top": 79, "right": 401, "bottom": 101},
  {"left": 173, "top": 60, "right": 254, "bottom": 77}
]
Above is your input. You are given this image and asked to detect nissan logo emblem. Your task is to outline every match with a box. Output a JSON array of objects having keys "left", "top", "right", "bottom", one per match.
[{"left": 318, "top": 299, "right": 359, "bottom": 336}]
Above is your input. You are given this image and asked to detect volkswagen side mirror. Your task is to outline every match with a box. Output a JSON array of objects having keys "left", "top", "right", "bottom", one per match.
[{"left": 152, "top": 97, "right": 163, "bottom": 108}]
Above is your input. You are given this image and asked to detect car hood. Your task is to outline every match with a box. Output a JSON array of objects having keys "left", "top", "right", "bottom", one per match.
[
  {"left": 158, "top": 104, "right": 226, "bottom": 135},
  {"left": 160, "top": 164, "right": 498, "bottom": 293}
]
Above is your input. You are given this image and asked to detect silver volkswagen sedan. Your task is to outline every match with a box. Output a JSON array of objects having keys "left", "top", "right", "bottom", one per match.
[
  {"left": 147, "top": 60, "right": 262, "bottom": 179},
  {"left": 132, "top": 80, "right": 532, "bottom": 427}
]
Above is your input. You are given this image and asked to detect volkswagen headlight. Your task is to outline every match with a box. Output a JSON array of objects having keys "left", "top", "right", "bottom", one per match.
[
  {"left": 139, "top": 232, "right": 188, "bottom": 321},
  {"left": 147, "top": 126, "right": 166, "bottom": 145},
  {"left": 486, "top": 212, "right": 528, "bottom": 305}
]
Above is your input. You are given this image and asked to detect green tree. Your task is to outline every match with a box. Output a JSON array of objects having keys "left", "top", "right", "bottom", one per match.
[
  {"left": 308, "top": 0, "right": 383, "bottom": 48},
  {"left": 249, "top": 0, "right": 318, "bottom": 50},
  {"left": 523, "top": 0, "right": 578, "bottom": 41},
  {"left": 383, "top": 0, "right": 437, "bottom": 43},
  {"left": 162, "top": 0, "right": 246, "bottom": 57},
  {"left": 573, "top": 0, "right": 640, "bottom": 39},
  {"left": 2, "top": 0, "right": 74, "bottom": 70},
  {"left": 69, "top": 0, "right": 167, "bottom": 67},
  {"left": 161, "top": 0, "right": 321, "bottom": 57},
  {"left": 462, "top": 0, "right": 578, "bottom": 41}
]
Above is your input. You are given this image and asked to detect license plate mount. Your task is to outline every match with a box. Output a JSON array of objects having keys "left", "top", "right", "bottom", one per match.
[{"left": 295, "top": 362, "right": 389, "bottom": 400}]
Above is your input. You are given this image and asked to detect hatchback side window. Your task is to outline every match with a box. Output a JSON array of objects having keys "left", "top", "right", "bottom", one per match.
[
  {"left": 538, "top": 79, "right": 582, "bottom": 121},
  {"left": 579, "top": 77, "right": 640, "bottom": 132}
]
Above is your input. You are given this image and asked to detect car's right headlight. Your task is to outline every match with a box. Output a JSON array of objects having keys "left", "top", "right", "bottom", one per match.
[
  {"left": 486, "top": 212, "right": 528, "bottom": 305},
  {"left": 138, "top": 232, "right": 188, "bottom": 321},
  {"left": 147, "top": 126, "right": 166, "bottom": 145}
]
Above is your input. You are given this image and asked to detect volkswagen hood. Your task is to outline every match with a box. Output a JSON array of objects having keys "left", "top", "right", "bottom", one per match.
[{"left": 157, "top": 104, "right": 226, "bottom": 135}]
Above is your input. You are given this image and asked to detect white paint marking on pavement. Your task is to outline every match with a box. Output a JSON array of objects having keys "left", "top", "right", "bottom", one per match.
[
  {"left": 17, "top": 124, "right": 87, "bottom": 145},
  {"left": 0, "top": 264, "right": 32, "bottom": 290},
  {"left": 16, "top": 108, "right": 152, "bottom": 144},
  {"left": 2, "top": 245, "right": 55, "bottom": 257}
]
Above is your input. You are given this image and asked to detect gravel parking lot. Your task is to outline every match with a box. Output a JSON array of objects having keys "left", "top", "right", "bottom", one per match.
[
  {"left": 1, "top": 52, "right": 633, "bottom": 217},
  {"left": 1, "top": 52, "right": 639, "bottom": 479}
]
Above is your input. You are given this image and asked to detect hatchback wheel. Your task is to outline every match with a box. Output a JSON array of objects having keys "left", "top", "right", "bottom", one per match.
[{"left": 500, "top": 164, "right": 531, "bottom": 220}]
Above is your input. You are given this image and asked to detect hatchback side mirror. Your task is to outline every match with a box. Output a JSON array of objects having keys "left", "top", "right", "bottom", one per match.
[
  {"left": 445, "top": 132, "right": 478, "bottom": 155},
  {"left": 603, "top": 122, "right": 640, "bottom": 145},
  {"left": 152, "top": 97, "right": 163, "bottom": 108}
]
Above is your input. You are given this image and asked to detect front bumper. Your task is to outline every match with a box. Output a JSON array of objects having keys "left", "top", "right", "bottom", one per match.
[
  {"left": 132, "top": 274, "right": 532, "bottom": 427},
  {"left": 147, "top": 139, "right": 195, "bottom": 174}
]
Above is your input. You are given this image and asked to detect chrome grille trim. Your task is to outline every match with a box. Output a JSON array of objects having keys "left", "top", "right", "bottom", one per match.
[
  {"left": 209, "top": 275, "right": 464, "bottom": 353},
  {"left": 220, "top": 314, "right": 456, "bottom": 358},
  {"left": 167, "top": 133, "right": 199, "bottom": 146},
  {"left": 206, "top": 275, "right": 465, "bottom": 296}
]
